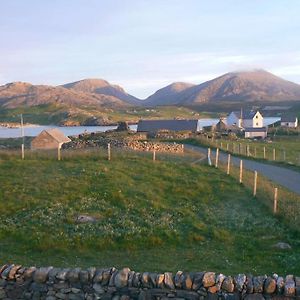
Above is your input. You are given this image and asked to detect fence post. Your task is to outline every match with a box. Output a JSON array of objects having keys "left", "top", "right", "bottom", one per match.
[
  {"left": 273, "top": 187, "right": 278, "bottom": 213},
  {"left": 263, "top": 146, "right": 266, "bottom": 159},
  {"left": 220, "top": 142, "right": 223, "bottom": 149},
  {"left": 21, "top": 144, "right": 25, "bottom": 160},
  {"left": 283, "top": 150, "right": 286, "bottom": 161},
  {"left": 215, "top": 148, "right": 219, "bottom": 168},
  {"left": 227, "top": 154, "right": 231, "bottom": 175},
  {"left": 239, "top": 143, "right": 241, "bottom": 155},
  {"left": 239, "top": 160, "right": 243, "bottom": 184},
  {"left": 207, "top": 148, "right": 212, "bottom": 166},
  {"left": 273, "top": 148, "right": 276, "bottom": 161},
  {"left": 57, "top": 146, "right": 61, "bottom": 161},
  {"left": 107, "top": 143, "right": 111, "bottom": 161},
  {"left": 226, "top": 143, "right": 229, "bottom": 151},
  {"left": 254, "top": 147, "right": 257, "bottom": 158},
  {"left": 153, "top": 150, "right": 156, "bottom": 161},
  {"left": 247, "top": 145, "right": 250, "bottom": 157},
  {"left": 253, "top": 171, "right": 258, "bottom": 197}
]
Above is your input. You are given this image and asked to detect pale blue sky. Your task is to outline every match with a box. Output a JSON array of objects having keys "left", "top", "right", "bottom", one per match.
[{"left": 1, "top": 0, "right": 300, "bottom": 98}]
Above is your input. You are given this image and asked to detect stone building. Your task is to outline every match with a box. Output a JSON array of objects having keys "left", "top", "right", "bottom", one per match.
[{"left": 31, "top": 128, "right": 71, "bottom": 150}]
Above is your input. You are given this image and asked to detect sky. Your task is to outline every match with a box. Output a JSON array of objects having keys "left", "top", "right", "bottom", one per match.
[{"left": 1, "top": 0, "right": 300, "bottom": 98}]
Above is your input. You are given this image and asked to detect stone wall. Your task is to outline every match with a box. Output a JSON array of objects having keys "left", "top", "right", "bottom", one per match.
[
  {"left": 63, "top": 137, "right": 184, "bottom": 153},
  {"left": 0, "top": 265, "right": 299, "bottom": 300}
]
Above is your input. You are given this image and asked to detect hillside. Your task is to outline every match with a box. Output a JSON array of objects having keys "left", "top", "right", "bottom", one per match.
[
  {"left": 0, "top": 81, "right": 128, "bottom": 109},
  {"left": 145, "top": 70, "right": 300, "bottom": 106},
  {"left": 0, "top": 150, "right": 299, "bottom": 273},
  {"left": 143, "top": 82, "right": 195, "bottom": 106},
  {"left": 62, "top": 78, "right": 140, "bottom": 105}
]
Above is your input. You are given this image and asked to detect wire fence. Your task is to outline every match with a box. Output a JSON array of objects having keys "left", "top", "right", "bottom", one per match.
[
  {"left": 190, "top": 135, "right": 300, "bottom": 167},
  {"left": 208, "top": 148, "right": 300, "bottom": 232}
]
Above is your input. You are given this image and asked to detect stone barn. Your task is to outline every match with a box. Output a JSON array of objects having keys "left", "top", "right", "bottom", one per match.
[{"left": 31, "top": 128, "right": 71, "bottom": 150}]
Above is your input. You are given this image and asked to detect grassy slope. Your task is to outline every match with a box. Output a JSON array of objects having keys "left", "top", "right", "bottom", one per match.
[
  {"left": 0, "top": 105, "right": 216, "bottom": 125},
  {"left": 0, "top": 150, "right": 299, "bottom": 274}
]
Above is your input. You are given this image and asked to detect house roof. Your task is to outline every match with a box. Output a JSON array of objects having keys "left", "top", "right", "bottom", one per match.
[
  {"left": 137, "top": 119, "right": 199, "bottom": 132},
  {"left": 281, "top": 115, "right": 298, "bottom": 122},
  {"left": 43, "top": 128, "right": 71, "bottom": 143},
  {"left": 244, "top": 127, "right": 267, "bottom": 132},
  {"left": 232, "top": 110, "right": 262, "bottom": 119}
]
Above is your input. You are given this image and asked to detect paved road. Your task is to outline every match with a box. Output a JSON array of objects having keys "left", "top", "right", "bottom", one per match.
[{"left": 186, "top": 144, "right": 300, "bottom": 195}]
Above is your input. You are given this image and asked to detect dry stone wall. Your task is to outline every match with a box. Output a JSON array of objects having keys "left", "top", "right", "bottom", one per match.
[
  {"left": 63, "top": 137, "right": 184, "bottom": 153},
  {"left": 0, "top": 265, "right": 299, "bottom": 300}
]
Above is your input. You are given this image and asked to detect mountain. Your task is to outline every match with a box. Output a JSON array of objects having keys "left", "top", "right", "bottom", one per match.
[
  {"left": 143, "top": 82, "right": 195, "bottom": 106},
  {"left": 62, "top": 79, "right": 140, "bottom": 105},
  {"left": 145, "top": 70, "right": 300, "bottom": 106},
  {"left": 0, "top": 81, "right": 129, "bottom": 109}
]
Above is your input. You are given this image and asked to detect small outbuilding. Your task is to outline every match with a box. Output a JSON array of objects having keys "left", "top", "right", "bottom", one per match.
[
  {"left": 280, "top": 115, "right": 298, "bottom": 128},
  {"left": 31, "top": 128, "right": 71, "bottom": 150},
  {"left": 244, "top": 127, "right": 267, "bottom": 139}
]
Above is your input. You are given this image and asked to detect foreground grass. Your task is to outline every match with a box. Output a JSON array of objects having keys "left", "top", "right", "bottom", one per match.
[{"left": 0, "top": 149, "right": 299, "bottom": 274}]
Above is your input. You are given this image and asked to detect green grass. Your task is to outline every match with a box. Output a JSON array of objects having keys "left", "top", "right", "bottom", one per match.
[
  {"left": 0, "top": 149, "right": 299, "bottom": 274},
  {"left": 0, "top": 105, "right": 216, "bottom": 126}
]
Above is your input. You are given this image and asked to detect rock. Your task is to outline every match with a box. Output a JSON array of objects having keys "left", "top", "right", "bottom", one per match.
[
  {"left": 164, "top": 272, "right": 175, "bottom": 290},
  {"left": 79, "top": 270, "right": 89, "bottom": 283},
  {"left": 101, "top": 268, "right": 111, "bottom": 286},
  {"left": 114, "top": 268, "right": 130, "bottom": 288},
  {"left": 93, "top": 283, "right": 105, "bottom": 294},
  {"left": 202, "top": 272, "right": 215, "bottom": 288},
  {"left": 253, "top": 276, "right": 265, "bottom": 293},
  {"left": 246, "top": 275, "right": 253, "bottom": 293},
  {"left": 244, "top": 294, "right": 265, "bottom": 300},
  {"left": 295, "top": 276, "right": 300, "bottom": 296},
  {"left": 234, "top": 274, "right": 246, "bottom": 292},
  {"left": 0, "top": 265, "right": 8, "bottom": 278},
  {"left": 34, "top": 267, "right": 53, "bottom": 283},
  {"left": 222, "top": 276, "right": 234, "bottom": 293},
  {"left": 182, "top": 272, "right": 193, "bottom": 290},
  {"left": 93, "top": 269, "right": 104, "bottom": 283},
  {"left": 132, "top": 272, "right": 141, "bottom": 288},
  {"left": 48, "top": 268, "right": 60, "bottom": 282},
  {"left": 141, "top": 272, "right": 151, "bottom": 288},
  {"left": 273, "top": 242, "right": 292, "bottom": 250},
  {"left": 174, "top": 271, "right": 183, "bottom": 288},
  {"left": 128, "top": 271, "right": 135, "bottom": 287},
  {"left": 264, "top": 277, "right": 276, "bottom": 294},
  {"left": 216, "top": 274, "right": 226, "bottom": 290},
  {"left": 24, "top": 267, "right": 37, "bottom": 280},
  {"left": 8, "top": 265, "right": 22, "bottom": 280},
  {"left": 156, "top": 274, "right": 165, "bottom": 289},
  {"left": 30, "top": 282, "right": 48, "bottom": 293},
  {"left": 75, "top": 215, "right": 96, "bottom": 224},
  {"left": 276, "top": 276, "right": 285, "bottom": 294},
  {"left": 56, "top": 269, "right": 70, "bottom": 281},
  {"left": 0, "top": 265, "right": 14, "bottom": 279},
  {"left": 67, "top": 268, "right": 81, "bottom": 282},
  {"left": 192, "top": 272, "right": 204, "bottom": 290},
  {"left": 284, "top": 275, "right": 295, "bottom": 296}
]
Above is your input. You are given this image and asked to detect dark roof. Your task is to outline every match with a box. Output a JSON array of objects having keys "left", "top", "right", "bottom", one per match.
[
  {"left": 281, "top": 115, "right": 298, "bottom": 122},
  {"left": 232, "top": 110, "right": 262, "bottom": 119},
  {"left": 244, "top": 127, "right": 267, "bottom": 132},
  {"left": 137, "top": 119, "right": 199, "bottom": 132},
  {"left": 44, "top": 128, "right": 71, "bottom": 143}
]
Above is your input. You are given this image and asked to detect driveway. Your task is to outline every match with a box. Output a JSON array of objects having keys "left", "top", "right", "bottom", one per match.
[{"left": 186, "top": 144, "right": 300, "bottom": 195}]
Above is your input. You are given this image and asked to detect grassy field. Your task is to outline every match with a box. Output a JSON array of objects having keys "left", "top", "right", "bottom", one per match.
[
  {"left": 0, "top": 104, "right": 216, "bottom": 126},
  {"left": 0, "top": 149, "right": 299, "bottom": 274},
  {"left": 183, "top": 136, "right": 300, "bottom": 169}
]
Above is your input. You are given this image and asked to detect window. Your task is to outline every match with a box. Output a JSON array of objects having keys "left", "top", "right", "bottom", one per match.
[
  {"left": 256, "top": 123, "right": 259, "bottom": 126},
  {"left": 256, "top": 115, "right": 258, "bottom": 118}
]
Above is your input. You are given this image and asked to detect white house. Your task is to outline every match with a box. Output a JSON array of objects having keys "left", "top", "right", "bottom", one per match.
[
  {"left": 227, "top": 110, "right": 263, "bottom": 128},
  {"left": 244, "top": 127, "right": 268, "bottom": 139},
  {"left": 280, "top": 115, "right": 298, "bottom": 128}
]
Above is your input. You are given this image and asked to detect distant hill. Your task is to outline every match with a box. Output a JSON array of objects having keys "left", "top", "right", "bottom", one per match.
[
  {"left": 62, "top": 78, "right": 140, "bottom": 105},
  {"left": 0, "top": 81, "right": 129, "bottom": 109},
  {"left": 143, "top": 82, "right": 195, "bottom": 106},
  {"left": 145, "top": 70, "right": 300, "bottom": 106}
]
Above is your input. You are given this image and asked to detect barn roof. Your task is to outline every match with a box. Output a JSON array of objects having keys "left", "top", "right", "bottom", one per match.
[
  {"left": 137, "top": 119, "right": 199, "bottom": 132},
  {"left": 281, "top": 115, "right": 298, "bottom": 122},
  {"left": 43, "top": 128, "right": 71, "bottom": 143}
]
